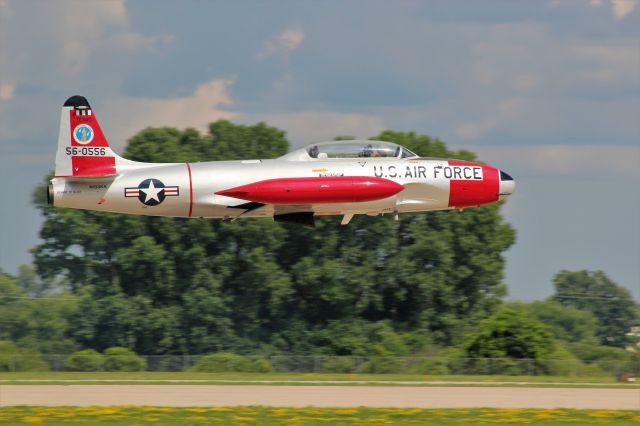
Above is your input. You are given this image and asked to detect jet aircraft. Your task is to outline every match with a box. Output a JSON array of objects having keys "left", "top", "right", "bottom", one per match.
[{"left": 48, "top": 96, "right": 515, "bottom": 226}]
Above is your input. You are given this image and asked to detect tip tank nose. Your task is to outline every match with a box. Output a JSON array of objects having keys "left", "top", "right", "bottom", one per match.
[{"left": 498, "top": 170, "right": 515, "bottom": 198}]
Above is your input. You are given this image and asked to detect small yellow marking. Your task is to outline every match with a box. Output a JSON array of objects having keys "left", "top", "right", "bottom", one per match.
[{"left": 312, "top": 168, "right": 328, "bottom": 173}]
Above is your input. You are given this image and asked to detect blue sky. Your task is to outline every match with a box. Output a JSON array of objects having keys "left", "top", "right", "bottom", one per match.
[{"left": 0, "top": 0, "right": 638, "bottom": 300}]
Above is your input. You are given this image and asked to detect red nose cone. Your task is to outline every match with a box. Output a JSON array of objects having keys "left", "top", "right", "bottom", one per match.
[
  {"left": 216, "top": 176, "right": 404, "bottom": 204},
  {"left": 447, "top": 160, "right": 500, "bottom": 208}
]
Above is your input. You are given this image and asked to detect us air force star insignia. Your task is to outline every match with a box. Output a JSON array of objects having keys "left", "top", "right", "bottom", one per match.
[{"left": 124, "top": 178, "right": 179, "bottom": 206}]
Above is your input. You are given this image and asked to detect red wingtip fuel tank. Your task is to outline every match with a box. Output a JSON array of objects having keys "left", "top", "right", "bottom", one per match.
[{"left": 216, "top": 176, "right": 404, "bottom": 204}]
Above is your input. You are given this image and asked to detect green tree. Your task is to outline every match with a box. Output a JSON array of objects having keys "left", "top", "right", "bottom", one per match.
[
  {"left": 521, "top": 300, "right": 599, "bottom": 344},
  {"left": 553, "top": 270, "right": 639, "bottom": 347},
  {"left": 190, "top": 352, "right": 270, "bottom": 373},
  {"left": 103, "top": 347, "right": 146, "bottom": 371},
  {"left": 464, "top": 307, "right": 554, "bottom": 360},
  {"left": 64, "top": 349, "right": 103, "bottom": 371},
  {"left": 0, "top": 273, "right": 77, "bottom": 353},
  {"left": 0, "top": 341, "right": 49, "bottom": 371}
]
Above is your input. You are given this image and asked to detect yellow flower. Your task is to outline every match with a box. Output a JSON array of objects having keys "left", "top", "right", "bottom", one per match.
[
  {"left": 588, "top": 410, "right": 621, "bottom": 418},
  {"left": 366, "top": 418, "right": 393, "bottom": 424},
  {"left": 333, "top": 408, "right": 359, "bottom": 415},
  {"left": 187, "top": 416, "right": 208, "bottom": 420},
  {"left": 187, "top": 408, "right": 210, "bottom": 413},
  {"left": 87, "top": 407, "right": 121, "bottom": 415},
  {"left": 21, "top": 417, "right": 44, "bottom": 424},
  {"left": 492, "top": 417, "right": 532, "bottom": 423}
]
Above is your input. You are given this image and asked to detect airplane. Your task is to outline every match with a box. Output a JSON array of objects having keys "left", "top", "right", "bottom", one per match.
[{"left": 48, "top": 95, "right": 515, "bottom": 227}]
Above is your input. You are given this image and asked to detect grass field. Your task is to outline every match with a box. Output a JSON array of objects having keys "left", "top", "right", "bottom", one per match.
[
  {"left": 0, "top": 407, "right": 639, "bottom": 425},
  {"left": 1, "top": 372, "right": 636, "bottom": 388}
]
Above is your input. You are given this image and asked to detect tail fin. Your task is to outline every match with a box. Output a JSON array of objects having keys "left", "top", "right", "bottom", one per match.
[{"left": 55, "top": 95, "right": 122, "bottom": 178}]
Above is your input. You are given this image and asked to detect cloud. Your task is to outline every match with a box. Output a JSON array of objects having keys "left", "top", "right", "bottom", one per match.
[
  {"left": 470, "top": 144, "right": 640, "bottom": 177},
  {"left": 0, "top": 83, "right": 14, "bottom": 101},
  {"left": 0, "top": 1, "right": 174, "bottom": 82},
  {"left": 611, "top": 0, "right": 637, "bottom": 18},
  {"left": 101, "top": 79, "right": 239, "bottom": 150},
  {"left": 257, "top": 26, "right": 305, "bottom": 60},
  {"left": 590, "top": 0, "right": 637, "bottom": 19},
  {"left": 249, "top": 111, "right": 386, "bottom": 147}
]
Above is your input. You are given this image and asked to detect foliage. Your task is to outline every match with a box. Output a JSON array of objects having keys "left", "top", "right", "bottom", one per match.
[
  {"left": 64, "top": 349, "right": 103, "bottom": 371},
  {"left": 519, "top": 300, "right": 599, "bottom": 344},
  {"left": 464, "top": 307, "right": 554, "bottom": 361},
  {"left": 553, "top": 270, "right": 639, "bottom": 347},
  {"left": 0, "top": 273, "right": 78, "bottom": 354},
  {"left": 404, "top": 357, "right": 450, "bottom": 375},
  {"left": 358, "top": 356, "right": 406, "bottom": 374},
  {"left": 252, "top": 358, "right": 272, "bottom": 373},
  {"left": 567, "top": 342, "right": 638, "bottom": 375},
  {"left": 190, "top": 352, "right": 271, "bottom": 373},
  {"left": 0, "top": 341, "right": 49, "bottom": 371},
  {"left": 320, "top": 357, "right": 357, "bottom": 373},
  {"left": 539, "top": 343, "right": 603, "bottom": 377},
  {"left": 103, "top": 347, "right": 146, "bottom": 372}
]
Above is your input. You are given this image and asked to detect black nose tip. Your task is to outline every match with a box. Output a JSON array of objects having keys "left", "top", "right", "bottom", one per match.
[{"left": 500, "top": 170, "right": 514, "bottom": 181}]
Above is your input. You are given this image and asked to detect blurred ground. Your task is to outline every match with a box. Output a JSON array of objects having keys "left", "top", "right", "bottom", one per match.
[{"left": 1, "top": 385, "right": 638, "bottom": 409}]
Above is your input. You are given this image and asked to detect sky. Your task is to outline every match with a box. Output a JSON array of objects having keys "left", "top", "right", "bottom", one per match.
[{"left": 0, "top": 0, "right": 638, "bottom": 300}]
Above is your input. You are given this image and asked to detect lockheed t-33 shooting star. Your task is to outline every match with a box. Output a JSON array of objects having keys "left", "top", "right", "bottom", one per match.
[{"left": 48, "top": 96, "right": 515, "bottom": 226}]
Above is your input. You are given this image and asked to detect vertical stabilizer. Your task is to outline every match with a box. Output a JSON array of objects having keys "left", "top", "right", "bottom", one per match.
[{"left": 55, "top": 95, "right": 122, "bottom": 177}]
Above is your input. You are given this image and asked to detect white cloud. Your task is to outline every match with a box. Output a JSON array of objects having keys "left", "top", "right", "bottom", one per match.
[
  {"left": 55, "top": 1, "right": 129, "bottom": 75},
  {"left": 611, "top": 0, "right": 637, "bottom": 18},
  {"left": 101, "top": 79, "right": 238, "bottom": 150},
  {"left": 0, "top": 1, "right": 174, "bottom": 80},
  {"left": 257, "top": 26, "right": 305, "bottom": 60},
  {"left": 0, "top": 82, "right": 14, "bottom": 101},
  {"left": 251, "top": 111, "right": 385, "bottom": 147},
  {"left": 470, "top": 144, "right": 640, "bottom": 177},
  {"left": 589, "top": 0, "right": 637, "bottom": 19}
]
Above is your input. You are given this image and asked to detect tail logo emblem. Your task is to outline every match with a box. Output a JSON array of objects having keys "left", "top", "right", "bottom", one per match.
[
  {"left": 73, "top": 124, "right": 94, "bottom": 145},
  {"left": 125, "top": 178, "right": 179, "bottom": 206}
]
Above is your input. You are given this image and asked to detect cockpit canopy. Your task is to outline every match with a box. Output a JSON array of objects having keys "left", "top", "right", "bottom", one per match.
[{"left": 279, "top": 140, "right": 418, "bottom": 161}]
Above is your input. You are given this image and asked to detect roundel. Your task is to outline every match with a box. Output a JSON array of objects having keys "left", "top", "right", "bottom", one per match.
[
  {"left": 73, "top": 124, "right": 94, "bottom": 145},
  {"left": 137, "top": 178, "right": 166, "bottom": 206}
]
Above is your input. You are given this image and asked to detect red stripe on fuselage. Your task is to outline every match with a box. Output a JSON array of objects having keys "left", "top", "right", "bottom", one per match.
[
  {"left": 447, "top": 160, "right": 499, "bottom": 208},
  {"left": 186, "top": 163, "right": 193, "bottom": 217}
]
